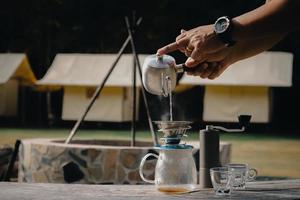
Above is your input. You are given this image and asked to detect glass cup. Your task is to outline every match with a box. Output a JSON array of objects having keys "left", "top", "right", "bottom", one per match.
[
  {"left": 226, "top": 163, "right": 257, "bottom": 189},
  {"left": 210, "top": 167, "right": 233, "bottom": 196}
]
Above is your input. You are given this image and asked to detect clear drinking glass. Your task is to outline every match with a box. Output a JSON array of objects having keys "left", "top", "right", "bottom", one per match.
[
  {"left": 210, "top": 167, "right": 233, "bottom": 196},
  {"left": 226, "top": 163, "right": 257, "bottom": 189}
]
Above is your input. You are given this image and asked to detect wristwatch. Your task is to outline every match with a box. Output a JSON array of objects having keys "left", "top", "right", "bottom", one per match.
[{"left": 214, "top": 16, "right": 236, "bottom": 47}]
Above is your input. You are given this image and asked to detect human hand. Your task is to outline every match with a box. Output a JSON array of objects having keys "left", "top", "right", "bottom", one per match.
[
  {"left": 157, "top": 24, "right": 285, "bottom": 79},
  {"left": 157, "top": 24, "right": 231, "bottom": 79},
  {"left": 184, "top": 46, "right": 234, "bottom": 79},
  {"left": 184, "top": 33, "right": 285, "bottom": 79},
  {"left": 157, "top": 25, "right": 227, "bottom": 65}
]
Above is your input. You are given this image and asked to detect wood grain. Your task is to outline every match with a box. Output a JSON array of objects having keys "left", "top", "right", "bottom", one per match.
[{"left": 0, "top": 179, "right": 299, "bottom": 200}]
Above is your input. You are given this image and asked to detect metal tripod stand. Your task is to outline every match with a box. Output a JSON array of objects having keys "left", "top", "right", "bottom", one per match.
[{"left": 65, "top": 17, "right": 158, "bottom": 146}]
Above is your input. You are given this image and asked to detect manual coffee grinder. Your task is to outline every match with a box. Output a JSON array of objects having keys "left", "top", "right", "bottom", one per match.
[{"left": 199, "top": 115, "right": 251, "bottom": 188}]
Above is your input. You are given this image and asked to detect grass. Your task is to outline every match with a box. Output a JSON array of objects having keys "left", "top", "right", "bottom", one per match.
[{"left": 0, "top": 128, "right": 300, "bottom": 178}]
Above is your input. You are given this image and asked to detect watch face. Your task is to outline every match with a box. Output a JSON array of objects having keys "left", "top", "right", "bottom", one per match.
[{"left": 214, "top": 17, "right": 230, "bottom": 34}]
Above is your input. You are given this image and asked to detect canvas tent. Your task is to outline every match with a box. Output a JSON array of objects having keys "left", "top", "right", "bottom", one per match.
[
  {"left": 0, "top": 53, "right": 36, "bottom": 116},
  {"left": 38, "top": 53, "right": 149, "bottom": 122},
  {"left": 179, "top": 51, "right": 293, "bottom": 123}
]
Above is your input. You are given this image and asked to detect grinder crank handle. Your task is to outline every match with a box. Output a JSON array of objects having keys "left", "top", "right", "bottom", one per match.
[
  {"left": 207, "top": 115, "right": 252, "bottom": 133},
  {"left": 175, "top": 62, "right": 218, "bottom": 74}
]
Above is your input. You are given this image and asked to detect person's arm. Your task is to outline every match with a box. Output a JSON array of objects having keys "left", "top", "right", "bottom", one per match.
[
  {"left": 232, "top": 0, "right": 299, "bottom": 41},
  {"left": 157, "top": 0, "right": 298, "bottom": 79},
  {"left": 157, "top": 0, "right": 299, "bottom": 59},
  {"left": 229, "top": 34, "right": 286, "bottom": 63}
]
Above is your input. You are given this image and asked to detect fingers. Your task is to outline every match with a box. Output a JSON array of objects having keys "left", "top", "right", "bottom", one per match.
[
  {"left": 200, "top": 64, "right": 216, "bottom": 79},
  {"left": 157, "top": 29, "right": 189, "bottom": 55},
  {"left": 189, "top": 34, "right": 227, "bottom": 61},
  {"left": 176, "top": 29, "right": 187, "bottom": 41},
  {"left": 190, "top": 47, "right": 202, "bottom": 61},
  {"left": 158, "top": 25, "right": 226, "bottom": 58},
  {"left": 185, "top": 57, "right": 199, "bottom": 67},
  {"left": 185, "top": 61, "right": 229, "bottom": 80},
  {"left": 186, "top": 62, "right": 209, "bottom": 76},
  {"left": 178, "top": 30, "right": 187, "bottom": 53},
  {"left": 207, "top": 62, "right": 229, "bottom": 79},
  {"left": 185, "top": 57, "right": 202, "bottom": 68},
  {"left": 157, "top": 37, "right": 189, "bottom": 55},
  {"left": 185, "top": 56, "right": 206, "bottom": 67},
  {"left": 179, "top": 30, "right": 194, "bottom": 56},
  {"left": 186, "top": 50, "right": 228, "bottom": 66},
  {"left": 157, "top": 42, "right": 181, "bottom": 55}
]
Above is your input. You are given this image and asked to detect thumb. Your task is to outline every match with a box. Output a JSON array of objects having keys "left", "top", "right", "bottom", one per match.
[{"left": 185, "top": 57, "right": 201, "bottom": 67}]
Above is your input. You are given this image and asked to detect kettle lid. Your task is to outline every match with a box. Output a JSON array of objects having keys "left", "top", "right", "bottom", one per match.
[{"left": 145, "top": 54, "right": 176, "bottom": 69}]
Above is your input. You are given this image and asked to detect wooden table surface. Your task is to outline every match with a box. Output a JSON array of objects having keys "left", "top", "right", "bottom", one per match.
[{"left": 0, "top": 179, "right": 300, "bottom": 200}]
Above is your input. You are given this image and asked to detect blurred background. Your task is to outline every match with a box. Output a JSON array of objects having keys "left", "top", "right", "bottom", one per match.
[
  {"left": 0, "top": 0, "right": 299, "bottom": 181},
  {"left": 0, "top": 0, "right": 300, "bottom": 130}
]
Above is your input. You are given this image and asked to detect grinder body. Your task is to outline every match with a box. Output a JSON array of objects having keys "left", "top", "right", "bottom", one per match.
[{"left": 199, "top": 128, "right": 221, "bottom": 188}]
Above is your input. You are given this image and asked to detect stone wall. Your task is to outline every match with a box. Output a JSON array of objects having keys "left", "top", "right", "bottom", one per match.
[
  {"left": 18, "top": 139, "right": 231, "bottom": 184},
  {"left": 0, "top": 146, "right": 13, "bottom": 179},
  {"left": 0, "top": 145, "right": 20, "bottom": 181}
]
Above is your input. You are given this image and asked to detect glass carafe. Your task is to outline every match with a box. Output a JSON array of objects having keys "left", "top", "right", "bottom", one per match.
[{"left": 139, "top": 147, "right": 197, "bottom": 194}]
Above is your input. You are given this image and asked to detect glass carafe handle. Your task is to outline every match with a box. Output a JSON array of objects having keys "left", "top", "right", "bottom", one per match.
[
  {"left": 139, "top": 153, "right": 158, "bottom": 183},
  {"left": 247, "top": 168, "right": 257, "bottom": 181}
]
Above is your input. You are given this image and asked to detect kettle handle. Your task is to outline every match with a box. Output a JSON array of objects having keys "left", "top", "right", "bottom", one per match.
[
  {"left": 139, "top": 153, "right": 158, "bottom": 184},
  {"left": 175, "top": 62, "right": 219, "bottom": 73}
]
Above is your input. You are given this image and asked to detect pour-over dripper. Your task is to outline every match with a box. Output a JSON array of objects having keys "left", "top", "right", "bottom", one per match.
[{"left": 154, "top": 121, "right": 192, "bottom": 146}]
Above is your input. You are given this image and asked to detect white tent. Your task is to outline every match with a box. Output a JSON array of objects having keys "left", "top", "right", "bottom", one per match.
[
  {"left": 38, "top": 53, "right": 149, "bottom": 122},
  {"left": 36, "top": 52, "right": 293, "bottom": 123},
  {"left": 0, "top": 53, "right": 36, "bottom": 116},
  {"left": 179, "top": 51, "right": 293, "bottom": 123}
]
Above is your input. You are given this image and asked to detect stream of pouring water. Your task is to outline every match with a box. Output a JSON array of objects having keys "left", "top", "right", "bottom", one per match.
[{"left": 166, "top": 76, "right": 173, "bottom": 121}]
